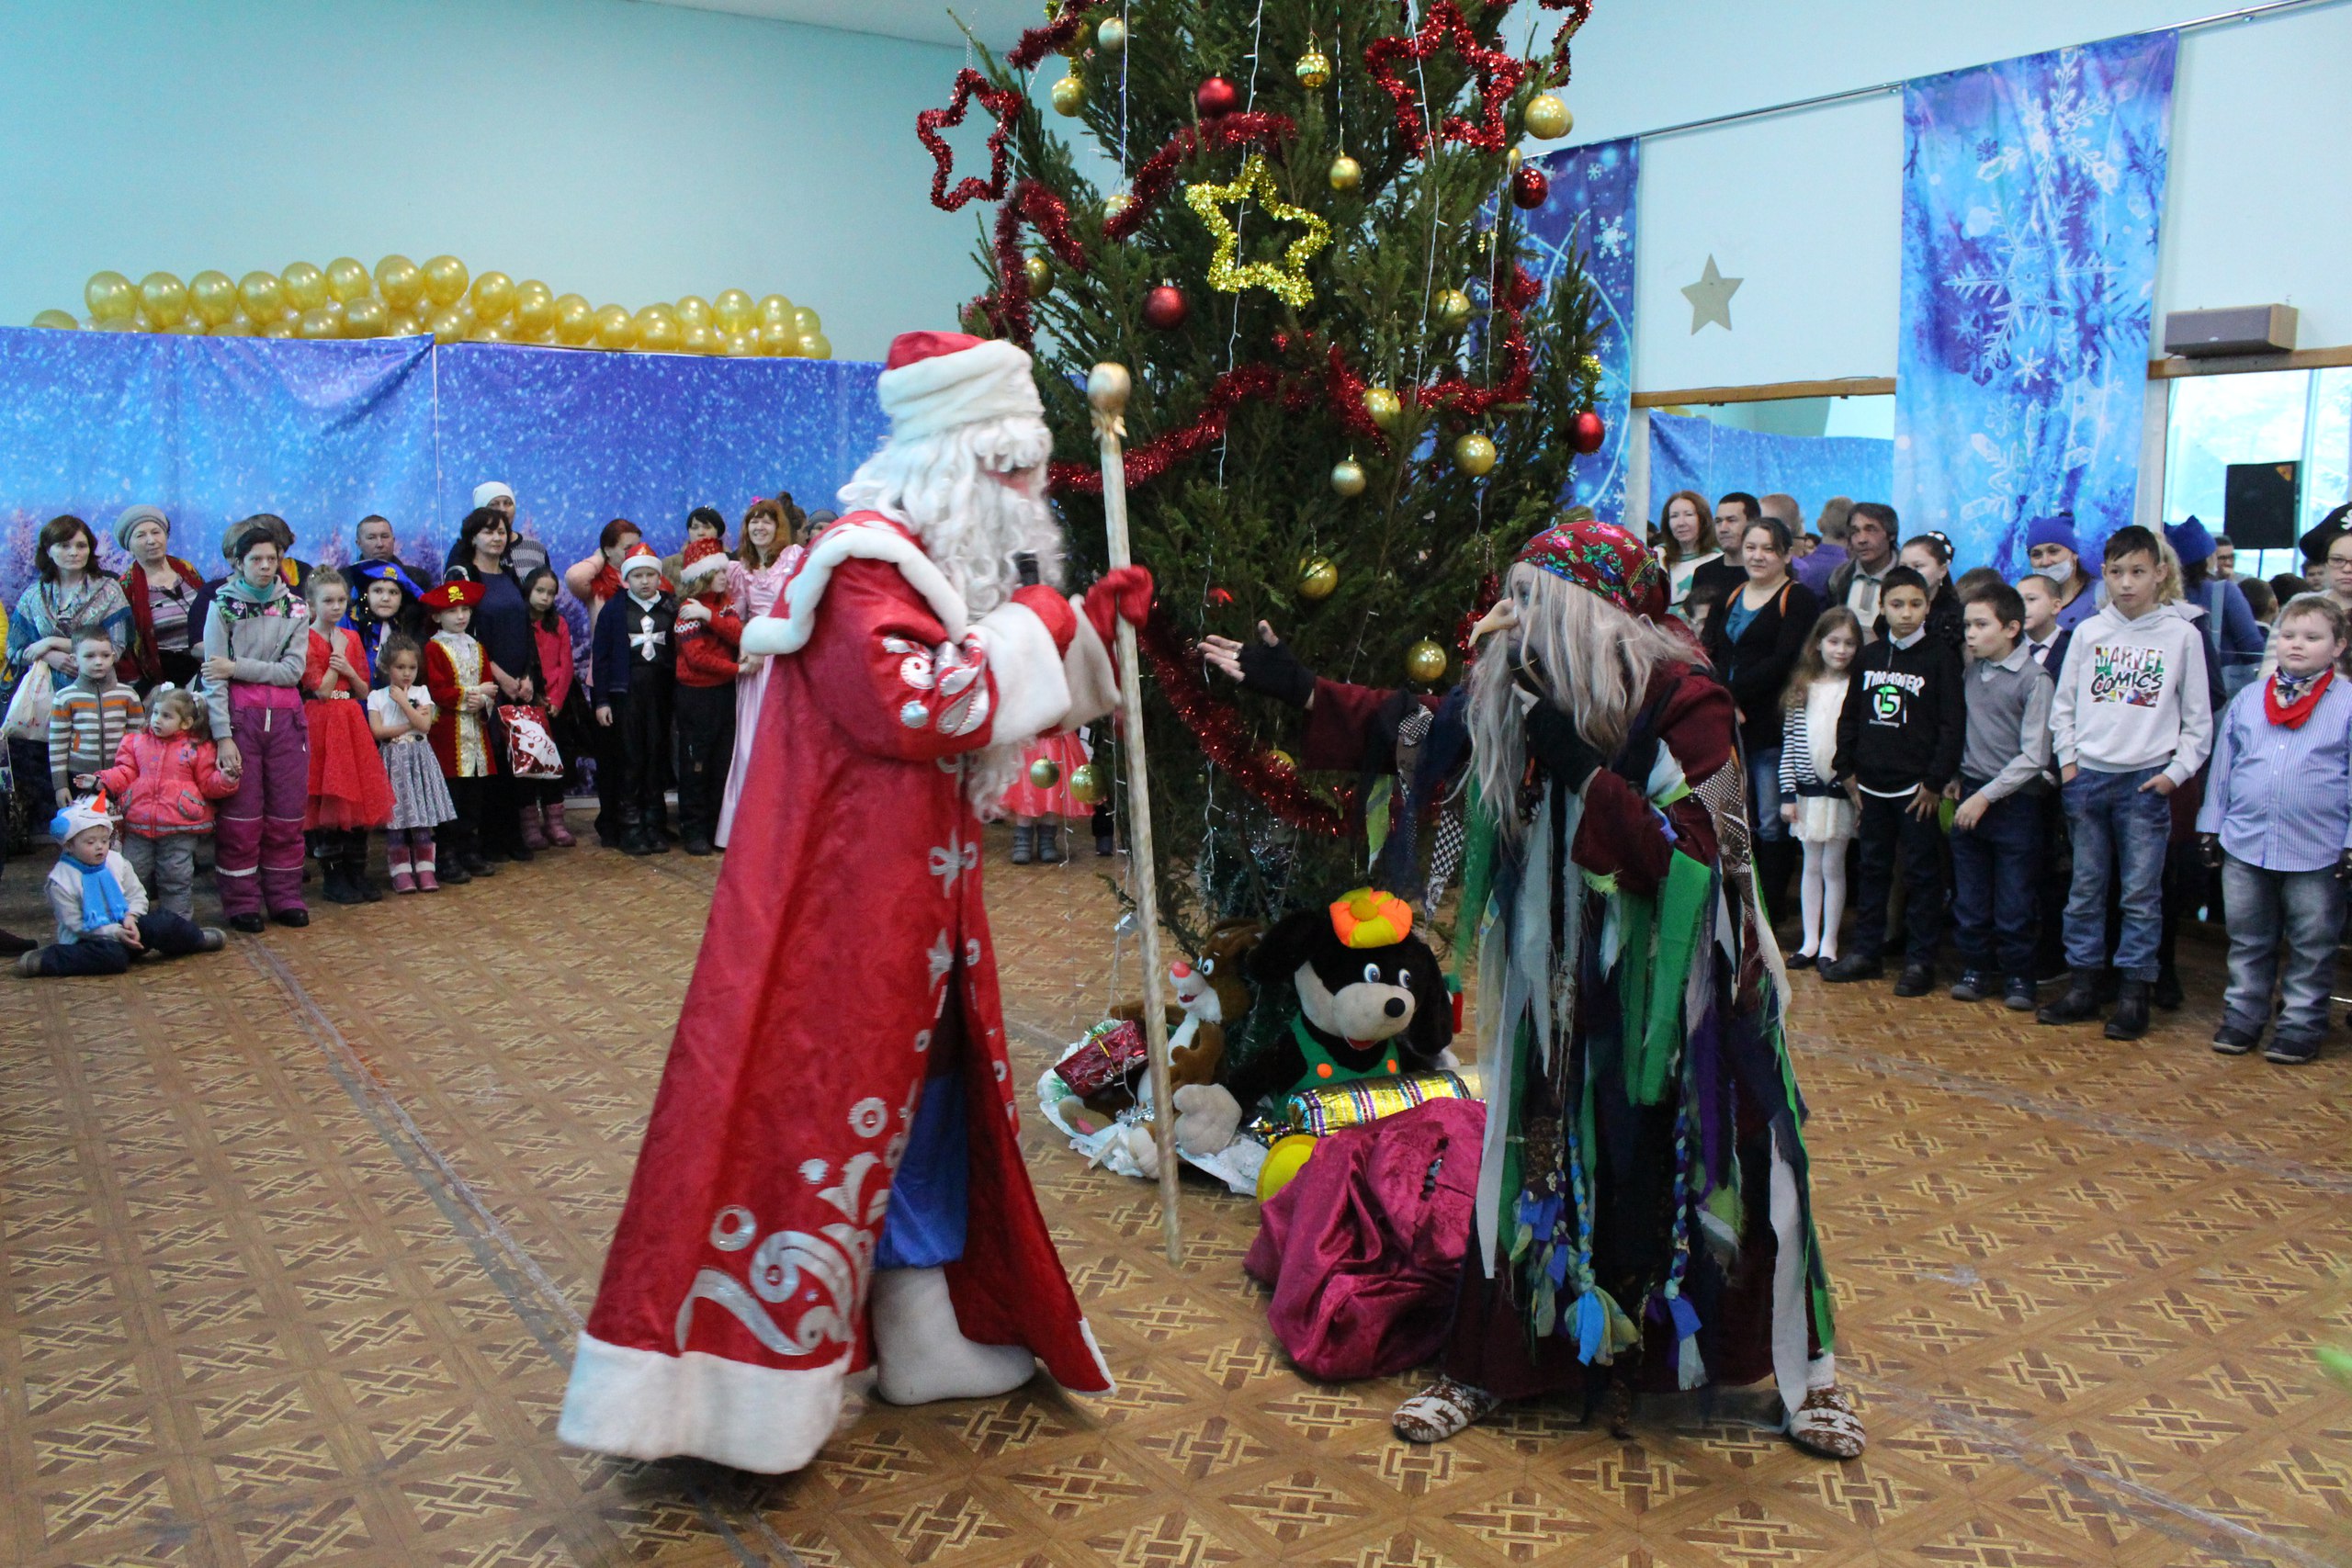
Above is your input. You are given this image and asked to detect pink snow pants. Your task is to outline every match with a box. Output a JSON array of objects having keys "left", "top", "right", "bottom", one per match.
[{"left": 217, "top": 697, "right": 311, "bottom": 919}]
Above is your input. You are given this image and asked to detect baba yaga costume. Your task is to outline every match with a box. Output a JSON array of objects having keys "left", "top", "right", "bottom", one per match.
[
  {"left": 560, "top": 332, "right": 1150, "bottom": 1473},
  {"left": 1270, "top": 520, "right": 1860, "bottom": 1460}
]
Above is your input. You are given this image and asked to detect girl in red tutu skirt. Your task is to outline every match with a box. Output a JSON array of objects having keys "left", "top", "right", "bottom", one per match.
[
  {"left": 301, "top": 571, "right": 395, "bottom": 904},
  {"left": 1001, "top": 732, "right": 1089, "bottom": 863}
]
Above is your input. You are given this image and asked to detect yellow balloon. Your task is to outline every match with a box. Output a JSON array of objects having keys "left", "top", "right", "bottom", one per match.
[
  {"left": 552, "top": 293, "right": 596, "bottom": 345},
  {"left": 281, "top": 262, "right": 328, "bottom": 311},
  {"left": 758, "top": 294, "right": 795, "bottom": 331},
  {"left": 421, "top": 254, "right": 469, "bottom": 307},
  {"left": 138, "top": 272, "right": 188, "bottom": 328},
  {"left": 713, "top": 288, "right": 755, "bottom": 333},
  {"left": 682, "top": 321, "right": 719, "bottom": 355},
  {"left": 722, "top": 331, "right": 757, "bottom": 357},
  {"left": 238, "top": 271, "right": 287, "bottom": 324},
  {"left": 467, "top": 321, "right": 509, "bottom": 344},
  {"left": 324, "top": 256, "right": 371, "bottom": 303},
  {"left": 675, "top": 295, "right": 712, "bottom": 333},
  {"left": 793, "top": 306, "right": 821, "bottom": 336},
  {"left": 31, "top": 309, "right": 78, "bottom": 330},
  {"left": 343, "top": 295, "right": 390, "bottom": 337},
  {"left": 95, "top": 315, "right": 142, "bottom": 333},
  {"left": 375, "top": 254, "right": 424, "bottom": 309},
  {"left": 513, "top": 279, "right": 555, "bottom": 333},
  {"left": 209, "top": 316, "right": 255, "bottom": 337},
  {"left": 163, "top": 319, "right": 206, "bottom": 335},
  {"left": 469, "top": 270, "right": 515, "bottom": 321},
  {"left": 85, "top": 270, "right": 138, "bottom": 321},
  {"left": 297, "top": 303, "right": 344, "bottom": 339},
  {"left": 186, "top": 270, "right": 237, "bottom": 325},
  {"left": 635, "top": 306, "right": 681, "bottom": 353},
  {"left": 798, "top": 332, "right": 831, "bottom": 359},
  {"left": 593, "top": 304, "right": 637, "bottom": 350},
  {"left": 263, "top": 320, "right": 299, "bottom": 340},
  {"left": 426, "top": 306, "right": 467, "bottom": 344}
]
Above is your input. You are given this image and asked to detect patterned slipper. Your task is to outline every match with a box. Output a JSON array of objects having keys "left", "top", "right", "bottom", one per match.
[
  {"left": 1786, "top": 1383, "right": 1866, "bottom": 1460},
  {"left": 1392, "top": 1377, "right": 1501, "bottom": 1444}
]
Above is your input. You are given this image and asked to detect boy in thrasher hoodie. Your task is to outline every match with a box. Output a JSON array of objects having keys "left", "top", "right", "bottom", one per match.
[
  {"left": 2041, "top": 525, "right": 2213, "bottom": 1041},
  {"left": 1825, "top": 565, "right": 1965, "bottom": 995}
]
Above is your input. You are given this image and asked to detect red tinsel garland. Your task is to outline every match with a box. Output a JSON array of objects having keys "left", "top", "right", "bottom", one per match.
[
  {"left": 1362, "top": 1, "right": 1528, "bottom": 156},
  {"left": 918, "top": 68, "right": 1026, "bottom": 211},
  {"left": 1102, "top": 111, "right": 1295, "bottom": 243},
  {"left": 1048, "top": 362, "right": 1287, "bottom": 493},
  {"left": 1006, "top": 0, "right": 1106, "bottom": 71},
  {"left": 1537, "top": 0, "right": 1595, "bottom": 85},
  {"left": 1136, "top": 611, "right": 1351, "bottom": 836},
  {"left": 1415, "top": 264, "right": 1540, "bottom": 419}
]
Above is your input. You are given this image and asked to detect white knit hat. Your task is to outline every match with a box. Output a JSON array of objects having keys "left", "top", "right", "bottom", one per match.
[
  {"left": 876, "top": 331, "right": 1042, "bottom": 443},
  {"left": 473, "top": 480, "right": 514, "bottom": 509}
]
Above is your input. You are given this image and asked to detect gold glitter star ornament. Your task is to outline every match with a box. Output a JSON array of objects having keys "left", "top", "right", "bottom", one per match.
[{"left": 1182, "top": 154, "right": 1330, "bottom": 310}]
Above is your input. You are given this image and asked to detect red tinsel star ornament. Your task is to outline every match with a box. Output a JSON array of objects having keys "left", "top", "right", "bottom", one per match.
[
  {"left": 1362, "top": 0, "right": 1527, "bottom": 156},
  {"left": 918, "top": 68, "right": 1026, "bottom": 211}
]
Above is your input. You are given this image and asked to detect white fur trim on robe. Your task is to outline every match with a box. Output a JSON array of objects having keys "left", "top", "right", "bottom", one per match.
[
  {"left": 972, "top": 600, "right": 1071, "bottom": 742},
  {"left": 1059, "top": 612, "right": 1118, "bottom": 731},
  {"left": 558, "top": 1333, "right": 849, "bottom": 1474},
  {"left": 740, "top": 520, "right": 967, "bottom": 658}
]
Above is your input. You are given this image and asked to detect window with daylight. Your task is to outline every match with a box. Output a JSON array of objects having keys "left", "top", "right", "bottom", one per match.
[{"left": 2163, "top": 367, "right": 2352, "bottom": 581}]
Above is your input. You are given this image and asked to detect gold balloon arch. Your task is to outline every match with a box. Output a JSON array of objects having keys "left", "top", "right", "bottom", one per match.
[{"left": 38, "top": 255, "right": 831, "bottom": 359}]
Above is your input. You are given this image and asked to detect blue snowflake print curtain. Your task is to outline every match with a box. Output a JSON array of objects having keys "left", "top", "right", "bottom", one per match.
[
  {"left": 1894, "top": 32, "right": 2178, "bottom": 574},
  {"left": 1520, "top": 136, "right": 1639, "bottom": 526},
  {"left": 1648, "top": 412, "right": 1893, "bottom": 528},
  {"left": 0, "top": 328, "right": 884, "bottom": 609}
]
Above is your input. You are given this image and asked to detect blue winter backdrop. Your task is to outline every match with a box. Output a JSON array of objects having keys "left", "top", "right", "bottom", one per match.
[
  {"left": 1647, "top": 412, "right": 1894, "bottom": 525},
  {"left": 1894, "top": 33, "right": 2177, "bottom": 574},
  {"left": 0, "top": 327, "right": 886, "bottom": 609},
  {"left": 1520, "top": 136, "right": 1637, "bottom": 526}
]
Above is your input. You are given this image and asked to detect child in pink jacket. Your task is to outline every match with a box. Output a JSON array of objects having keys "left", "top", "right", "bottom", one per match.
[{"left": 94, "top": 688, "right": 237, "bottom": 919}]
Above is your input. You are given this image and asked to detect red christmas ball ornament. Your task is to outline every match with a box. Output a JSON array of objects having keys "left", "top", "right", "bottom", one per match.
[
  {"left": 1196, "top": 76, "right": 1240, "bottom": 118},
  {"left": 1569, "top": 408, "right": 1606, "bottom": 454},
  {"left": 1206, "top": 585, "right": 1234, "bottom": 607},
  {"left": 1142, "top": 283, "right": 1189, "bottom": 332},
  {"left": 1510, "top": 164, "right": 1550, "bottom": 209}
]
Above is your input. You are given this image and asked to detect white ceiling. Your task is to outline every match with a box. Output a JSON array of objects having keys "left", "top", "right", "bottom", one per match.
[{"left": 633, "top": 0, "right": 1044, "bottom": 51}]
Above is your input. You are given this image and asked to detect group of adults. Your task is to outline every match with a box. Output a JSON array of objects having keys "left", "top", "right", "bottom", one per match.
[{"left": 1651, "top": 484, "right": 2288, "bottom": 917}]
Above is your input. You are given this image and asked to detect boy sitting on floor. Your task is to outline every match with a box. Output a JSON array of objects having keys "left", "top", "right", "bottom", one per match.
[{"left": 17, "top": 796, "right": 226, "bottom": 978}]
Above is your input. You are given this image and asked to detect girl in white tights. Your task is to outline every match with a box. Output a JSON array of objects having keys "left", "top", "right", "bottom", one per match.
[{"left": 1777, "top": 609, "right": 1862, "bottom": 967}]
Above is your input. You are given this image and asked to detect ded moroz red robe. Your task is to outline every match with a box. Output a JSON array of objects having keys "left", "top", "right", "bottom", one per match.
[{"left": 560, "top": 511, "right": 1120, "bottom": 1473}]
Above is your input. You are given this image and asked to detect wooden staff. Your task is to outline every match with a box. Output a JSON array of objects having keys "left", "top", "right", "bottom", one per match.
[{"left": 1087, "top": 362, "right": 1182, "bottom": 1266}]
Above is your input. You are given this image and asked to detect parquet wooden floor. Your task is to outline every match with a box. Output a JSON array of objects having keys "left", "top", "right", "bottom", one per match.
[{"left": 0, "top": 831, "right": 2346, "bottom": 1568}]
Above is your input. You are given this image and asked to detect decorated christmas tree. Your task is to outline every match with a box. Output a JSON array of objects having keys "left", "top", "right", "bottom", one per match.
[{"left": 918, "top": 0, "right": 1608, "bottom": 939}]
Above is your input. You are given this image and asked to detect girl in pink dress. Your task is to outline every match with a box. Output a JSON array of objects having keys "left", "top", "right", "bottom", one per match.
[
  {"left": 1000, "top": 731, "right": 1090, "bottom": 863},
  {"left": 715, "top": 496, "right": 807, "bottom": 847}
]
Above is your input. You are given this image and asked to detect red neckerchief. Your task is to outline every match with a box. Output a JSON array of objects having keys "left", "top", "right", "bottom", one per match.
[{"left": 2265, "top": 667, "right": 2334, "bottom": 729}]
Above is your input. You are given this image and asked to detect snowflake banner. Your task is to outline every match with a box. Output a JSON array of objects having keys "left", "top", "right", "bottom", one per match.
[
  {"left": 1520, "top": 136, "right": 1637, "bottom": 525},
  {"left": 1894, "top": 32, "right": 2177, "bottom": 574}
]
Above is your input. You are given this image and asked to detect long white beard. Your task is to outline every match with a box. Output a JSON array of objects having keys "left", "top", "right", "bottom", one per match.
[{"left": 838, "top": 415, "right": 1067, "bottom": 813}]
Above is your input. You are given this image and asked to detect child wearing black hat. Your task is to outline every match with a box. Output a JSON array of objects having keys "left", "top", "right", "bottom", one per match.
[{"left": 420, "top": 579, "right": 503, "bottom": 881}]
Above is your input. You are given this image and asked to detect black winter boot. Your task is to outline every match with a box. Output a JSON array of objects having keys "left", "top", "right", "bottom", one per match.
[
  {"left": 2037, "top": 970, "right": 2101, "bottom": 1025},
  {"left": 2105, "top": 978, "right": 2152, "bottom": 1041}
]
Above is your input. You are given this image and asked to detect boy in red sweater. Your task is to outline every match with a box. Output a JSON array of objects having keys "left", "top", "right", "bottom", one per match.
[{"left": 672, "top": 539, "right": 744, "bottom": 856}]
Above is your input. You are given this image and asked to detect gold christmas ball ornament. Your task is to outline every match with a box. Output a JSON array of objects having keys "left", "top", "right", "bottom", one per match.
[
  {"left": 1453, "top": 432, "right": 1498, "bottom": 476},
  {"left": 1330, "top": 457, "right": 1367, "bottom": 498},
  {"left": 1523, "top": 92, "right": 1572, "bottom": 140},
  {"left": 1299, "top": 556, "right": 1339, "bottom": 602},
  {"left": 1029, "top": 756, "right": 1064, "bottom": 789},
  {"left": 1094, "top": 15, "right": 1125, "bottom": 51},
  {"left": 1435, "top": 288, "right": 1473, "bottom": 329},
  {"left": 1268, "top": 749, "right": 1298, "bottom": 774},
  {"left": 1406, "top": 638, "right": 1449, "bottom": 684},
  {"left": 1363, "top": 385, "right": 1402, "bottom": 430},
  {"left": 1051, "top": 74, "right": 1087, "bottom": 116},
  {"left": 1023, "top": 254, "right": 1054, "bottom": 296},
  {"left": 1295, "top": 47, "right": 1331, "bottom": 89},
  {"left": 1104, "top": 190, "right": 1135, "bottom": 220},
  {"left": 1328, "top": 154, "right": 1363, "bottom": 192},
  {"left": 1067, "top": 761, "right": 1104, "bottom": 806}
]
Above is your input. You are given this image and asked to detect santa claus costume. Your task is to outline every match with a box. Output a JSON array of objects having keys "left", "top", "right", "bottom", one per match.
[{"left": 560, "top": 332, "right": 1150, "bottom": 1474}]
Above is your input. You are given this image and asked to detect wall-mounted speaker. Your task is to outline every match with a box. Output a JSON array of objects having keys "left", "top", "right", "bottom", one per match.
[{"left": 2164, "top": 304, "right": 2299, "bottom": 359}]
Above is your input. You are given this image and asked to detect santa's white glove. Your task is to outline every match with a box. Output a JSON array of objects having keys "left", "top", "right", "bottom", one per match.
[{"left": 1173, "top": 1083, "right": 1243, "bottom": 1157}]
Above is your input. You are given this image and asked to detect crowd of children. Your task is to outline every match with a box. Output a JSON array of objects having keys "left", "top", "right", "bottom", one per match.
[
  {"left": 4, "top": 491, "right": 1123, "bottom": 978},
  {"left": 1682, "top": 500, "right": 2352, "bottom": 1066}
]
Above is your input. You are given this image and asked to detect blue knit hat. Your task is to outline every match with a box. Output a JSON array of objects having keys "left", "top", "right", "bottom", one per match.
[
  {"left": 2024, "top": 514, "right": 2081, "bottom": 558},
  {"left": 2165, "top": 514, "right": 2215, "bottom": 568}
]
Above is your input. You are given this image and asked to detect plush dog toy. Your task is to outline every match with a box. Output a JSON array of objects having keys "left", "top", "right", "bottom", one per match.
[
  {"left": 1170, "top": 888, "right": 1453, "bottom": 1158},
  {"left": 1091, "top": 918, "right": 1260, "bottom": 1116}
]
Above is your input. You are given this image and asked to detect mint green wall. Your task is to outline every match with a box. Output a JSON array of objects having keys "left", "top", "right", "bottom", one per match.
[{"left": 0, "top": 0, "right": 972, "bottom": 359}]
